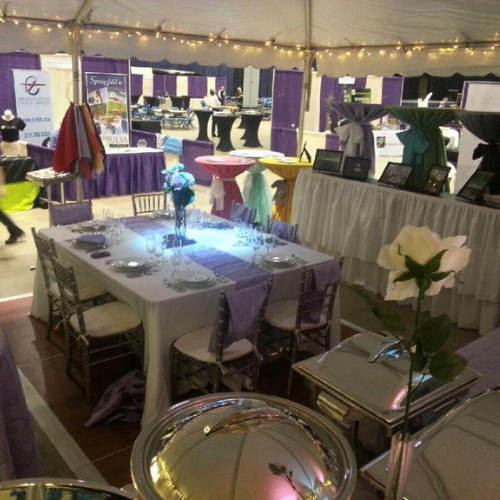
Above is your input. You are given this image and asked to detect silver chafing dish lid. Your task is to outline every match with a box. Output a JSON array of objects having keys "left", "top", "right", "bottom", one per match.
[
  {"left": 293, "top": 332, "right": 479, "bottom": 426},
  {"left": 131, "top": 393, "right": 357, "bottom": 500}
]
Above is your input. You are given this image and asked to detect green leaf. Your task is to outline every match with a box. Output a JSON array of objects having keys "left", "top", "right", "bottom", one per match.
[
  {"left": 279, "top": 466, "right": 287, "bottom": 475},
  {"left": 429, "top": 351, "right": 467, "bottom": 381},
  {"left": 429, "top": 271, "right": 452, "bottom": 282},
  {"left": 377, "top": 304, "right": 406, "bottom": 333},
  {"left": 268, "top": 464, "right": 280, "bottom": 475},
  {"left": 418, "top": 315, "right": 452, "bottom": 354},
  {"left": 413, "top": 339, "right": 428, "bottom": 372},
  {"left": 404, "top": 255, "right": 423, "bottom": 275},
  {"left": 424, "top": 250, "right": 448, "bottom": 274},
  {"left": 394, "top": 272, "right": 415, "bottom": 283}
]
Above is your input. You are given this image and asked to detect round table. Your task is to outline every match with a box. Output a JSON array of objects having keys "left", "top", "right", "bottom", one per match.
[
  {"left": 230, "top": 149, "right": 284, "bottom": 224},
  {"left": 194, "top": 109, "right": 213, "bottom": 142},
  {"left": 213, "top": 114, "right": 238, "bottom": 152},
  {"left": 259, "top": 157, "right": 313, "bottom": 222},
  {"left": 241, "top": 113, "right": 265, "bottom": 148},
  {"left": 195, "top": 155, "right": 255, "bottom": 219}
]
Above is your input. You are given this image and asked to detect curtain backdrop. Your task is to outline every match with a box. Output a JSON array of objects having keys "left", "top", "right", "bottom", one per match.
[
  {"left": 81, "top": 56, "right": 130, "bottom": 101},
  {"left": 131, "top": 74, "right": 144, "bottom": 96},
  {"left": 259, "top": 67, "right": 274, "bottom": 97},
  {"left": 381, "top": 77, "right": 404, "bottom": 105},
  {"left": 188, "top": 76, "right": 208, "bottom": 98},
  {"left": 319, "top": 77, "right": 342, "bottom": 132},
  {"left": 0, "top": 51, "right": 41, "bottom": 115}
]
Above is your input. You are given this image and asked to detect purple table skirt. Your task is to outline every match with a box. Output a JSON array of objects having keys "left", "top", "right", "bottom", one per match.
[{"left": 0, "top": 325, "right": 41, "bottom": 480}]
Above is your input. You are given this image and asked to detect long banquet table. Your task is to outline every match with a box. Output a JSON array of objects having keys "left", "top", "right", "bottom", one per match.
[
  {"left": 30, "top": 218, "right": 340, "bottom": 425},
  {"left": 292, "top": 169, "right": 500, "bottom": 335}
]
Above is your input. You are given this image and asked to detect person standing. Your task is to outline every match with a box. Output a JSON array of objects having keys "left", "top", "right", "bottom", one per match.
[
  {"left": 0, "top": 165, "right": 24, "bottom": 244},
  {"left": 217, "top": 86, "right": 226, "bottom": 106},
  {"left": 206, "top": 89, "right": 221, "bottom": 137}
]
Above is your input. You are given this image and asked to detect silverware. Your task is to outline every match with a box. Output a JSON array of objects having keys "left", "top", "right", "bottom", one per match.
[
  {"left": 86, "top": 244, "right": 108, "bottom": 253},
  {"left": 163, "top": 279, "right": 186, "bottom": 292},
  {"left": 292, "top": 254, "right": 308, "bottom": 264},
  {"left": 126, "top": 269, "right": 160, "bottom": 278}
]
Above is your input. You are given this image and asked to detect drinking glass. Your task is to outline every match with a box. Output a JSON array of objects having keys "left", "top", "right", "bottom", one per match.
[
  {"left": 171, "top": 238, "right": 183, "bottom": 278},
  {"left": 263, "top": 234, "right": 275, "bottom": 258},
  {"left": 241, "top": 223, "right": 252, "bottom": 246},
  {"left": 183, "top": 245, "right": 195, "bottom": 270},
  {"left": 251, "top": 230, "right": 263, "bottom": 262},
  {"left": 154, "top": 234, "right": 164, "bottom": 266},
  {"left": 146, "top": 235, "right": 156, "bottom": 263}
]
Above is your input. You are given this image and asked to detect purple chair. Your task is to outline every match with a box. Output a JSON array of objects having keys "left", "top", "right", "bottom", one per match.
[
  {"left": 230, "top": 201, "right": 256, "bottom": 225},
  {"left": 49, "top": 201, "right": 93, "bottom": 227},
  {"left": 266, "top": 216, "right": 298, "bottom": 243}
]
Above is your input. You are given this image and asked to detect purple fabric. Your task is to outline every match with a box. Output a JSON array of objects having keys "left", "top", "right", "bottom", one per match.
[
  {"left": 122, "top": 216, "right": 196, "bottom": 246},
  {"left": 131, "top": 74, "right": 144, "bottom": 96},
  {"left": 303, "top": 261, "right": 341, "bottom": 323},
  {"left": 51, "top": 152, "right": 166, "bottom": 202},
  {"left": 76, "top": 234, "right": 105, "bottom": 245},
  {"left": 81, "top": 56, "right": 129, "bottom": 103},
  {"left": 230, "top": 203, "right": 256, "bottom": 224},
  {"left": 0, "top": 325, "right": 41, "bottom": 479},
  {"left": 188, "top": 76, "right": 208, "bottom": 98},
  {"left": 320, "top": 77, "right": 343, "bottom": 132},
  {"left": 50, "top": 201, "right": 93, "bottom": 226},
  {"left": 27, "top": 143, "right": 55, "bottom": 169},
  {"left": 85, "top": 370, "right": 146, "bottom": 427},
  {"left": 208, "top": 281, "right": 269, "bottom": 353},
  {"left": 270, "top": 220, "right": 296, "bottom": 242},
  {"left": 381, "top": 77, "right": 404, "bottom": 105},
  {"left": 325, "top": 133, "right": 340, "bottom": 151},
  {"left": 0, "top": 51, "right": 41, "bottom": 115},
  {"left": 184, "top": 244, "right": 271, "bottom": 290},
  {"left": 180, "top": 139, "right": 214, "bottom": 186},
  {"left": 131, "top": 129, "right": 157, "bottom": 149},
  {"left": 270, "top": 127, "right": 297, "bottom": 156},
  {"left": 153, "top": 75, "right": 177, "bottom": 97}
]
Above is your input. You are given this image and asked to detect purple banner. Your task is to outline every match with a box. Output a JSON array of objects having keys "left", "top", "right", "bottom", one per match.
[{"left": 188, "top": 76, "right": 208, "bottom": 98}]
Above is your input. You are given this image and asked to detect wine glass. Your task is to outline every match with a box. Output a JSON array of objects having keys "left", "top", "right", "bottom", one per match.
[
  {"left": 233, "top": 218, "right": 243, "bottom": 245},
  {"left": 146, "top": 235, "right": 156, "bottom": 263},
  {"left": 251, "top": 230, "right": 263, "bottom": 262},
  {"left": 171, "top": 238, "right": 183, "bottom": 278},
  {"left": 263, "top": 233, "right": 275, "bottom": 258},
  {"left": 183, "top": 245, "right": 195, "bottom": 271},
  {"left": 154, "top": 234, "right": 164, "bottom": 266}
]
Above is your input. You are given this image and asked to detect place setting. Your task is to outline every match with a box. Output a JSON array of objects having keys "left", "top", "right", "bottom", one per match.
[{"left": 108, "top": 257, "right": 160, "bottom": 278}]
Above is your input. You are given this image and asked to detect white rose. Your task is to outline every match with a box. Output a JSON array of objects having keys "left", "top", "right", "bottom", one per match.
[{"left": 377, "top": 225, "right": 471, "bottom": 301}]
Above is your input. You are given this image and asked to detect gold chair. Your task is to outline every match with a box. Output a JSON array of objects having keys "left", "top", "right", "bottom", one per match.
[
  {"left": 263, "top": 262, "right": 341, "bottom": 395},
  {"left": 171, "top": 279, "right": 272, "bottom": 400},
  {"left": 132, "top": 192, "right": 167, "bottom": 216},
  {"left": 31, "top": 228, "right": 107, "bottom": 340},
  {"left": 50, "top": 255, "right": 144, "bottom": 401}
]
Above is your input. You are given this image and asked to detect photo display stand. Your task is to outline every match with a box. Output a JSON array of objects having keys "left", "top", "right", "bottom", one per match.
[
  {"left": 342, "top": 157, "right": 371, "bottom": 182},
  {"left": 378, "top": 162, "right": 414, "bottom": 188},
  {"left": 456, "top": 170, "right": 495, "bottom": 204},
  {"left": 312, "top": 149, "right": 344, "bottom": 176},
  {"left": 422, "top": 165, "right": 451, "bottom": 196}
]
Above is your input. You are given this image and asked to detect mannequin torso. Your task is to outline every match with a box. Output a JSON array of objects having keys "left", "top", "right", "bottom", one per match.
[{"left": 0, "top": 110, "right": 26, "bottom": 143}]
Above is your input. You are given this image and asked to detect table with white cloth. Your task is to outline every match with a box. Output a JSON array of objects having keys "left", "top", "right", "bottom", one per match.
[
  {"left": 292, "top": 169, "right": 500, "bottom": 335},
  {"left": 372, "top": 129, "right": 404, "bottom": 157},
  {"left": 30, "top": 219, "right": 340, "bottom": 426}
]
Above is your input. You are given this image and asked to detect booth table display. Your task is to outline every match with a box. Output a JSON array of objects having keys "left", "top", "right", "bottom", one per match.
[
  {"left": 213, "top": 114, "right": 238, "bottom": 152},
  {"left": 259, "top": 156, "right": 312, "bottom": 222},
  {"left": 194, "top": 109, "right": 213, "bottom": 142},
  {"left": 195, "top": 155, "right": 255, "bottom": 219},
  {"left": 230, "top": 149, "right": 284, "bottom": 224},
  {"left": 293, "top": 169, "right": 500, "bottom": 335},
  {"left": 30, "top": 219, "right": 340, "bottom": 425}
]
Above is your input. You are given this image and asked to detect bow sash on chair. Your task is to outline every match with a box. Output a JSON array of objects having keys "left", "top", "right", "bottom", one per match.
[
  {"left": 271, "top": 179, "right": 288, "bottom": 206},
  {"left": 208, "top": 176, "right": 225, "bottom": 211}
]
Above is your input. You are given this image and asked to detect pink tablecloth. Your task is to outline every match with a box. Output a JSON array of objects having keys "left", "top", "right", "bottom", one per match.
[{"left": 195, "top": 155, "right": 255, "bottom": 219}]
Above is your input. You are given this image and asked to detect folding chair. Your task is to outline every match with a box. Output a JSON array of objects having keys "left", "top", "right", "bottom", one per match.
[
  {"left": 49, "top": 201, "right": 93, "bottom": 227},
  {"left": 131, "top": 192, "right": 167, "bottom": 216}
]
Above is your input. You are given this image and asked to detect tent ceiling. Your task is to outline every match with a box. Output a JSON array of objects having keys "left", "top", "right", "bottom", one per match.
[{"left": 1, "top": 0, "right": 500, "bottom": 76}]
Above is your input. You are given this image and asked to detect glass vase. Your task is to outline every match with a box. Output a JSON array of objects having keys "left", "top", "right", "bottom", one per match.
[
  {"left": 385, "top": 431, "right": 414, "bottom": 500},
  {"left": 174, "top": 204, "right": 187, "bottom": 242}
]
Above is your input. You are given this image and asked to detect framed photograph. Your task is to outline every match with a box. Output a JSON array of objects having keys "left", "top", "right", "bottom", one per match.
[
  {"left": 456, "top": 170, "right": 495, "bottom": 203},
  {"left": 422, "top": 164, "right": 451, "bottom": 196},
  {"left": 342, "top": 157, "right": 371, "bottom": 181},
  {"left": 378, "top": 162, "right": 414, "bottom": 188},
  {"left": 312, "top": 149, "right": 344, "bottom": 176}
]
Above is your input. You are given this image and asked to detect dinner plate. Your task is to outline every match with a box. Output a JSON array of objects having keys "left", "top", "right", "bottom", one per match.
[
  {"left": 177, "top": 271, "right": 217, "bottom": 286},
  {"left": 78, "top": 220, "right": 106, "bottom": 232},
  {"left": 111, "top": 258, "right": 151, "bottom": 272},
  {"left": 262, "top": 255, "right": 296, "bottom": 267},
  {"left": 206, "top": 157, "right": 227, "bottom": 163},
  {"left": 278, "top": 158, "right": 296, "bottom": 164},
  {"left": 70, "top": 238, "right": 105, "bottom": 249}
]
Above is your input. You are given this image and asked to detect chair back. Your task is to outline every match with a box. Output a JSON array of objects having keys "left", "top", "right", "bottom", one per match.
[
  {"left": 49, "top": 201, "right": 93, "bottom": 227},
  {"left": 296, "top": 261, "right": 341, "bottom": 329},
  {"left": 266, "top": 216, "right": 298, "bottom": 243},
  {"left": 132, "top": 192, "right": 167, "bottom": 216},
  {"left": 31, "top": 228, "right": 58, "bottom": 293},
  {"left": 50, "top": 255, "right": 86, "bottom": 337},
  {"left": 209, "top": 279, "right": 273, "bottom": 360},
  {"left": 230, "top": 201, "right": 257, "bottom": 225}
]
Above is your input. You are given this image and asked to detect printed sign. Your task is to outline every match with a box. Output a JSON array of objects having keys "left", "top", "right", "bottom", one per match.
[
  {"left": 13, "top": 70, "right": 53, "bottom": 146},
  {"left": 85, "top": 73, "right": 129, "bottom": 148}
]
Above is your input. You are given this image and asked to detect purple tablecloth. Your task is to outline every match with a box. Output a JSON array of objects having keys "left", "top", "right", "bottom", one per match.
[{"left": 0, "top": 325, "right": 41, "bottom": 480}]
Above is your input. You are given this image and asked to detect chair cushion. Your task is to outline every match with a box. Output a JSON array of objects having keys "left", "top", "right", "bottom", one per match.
[
  {"left": 264, "top": 299, "right": 327, "bottom": 332},
  {"left": 174, "top": 326, "right": 254, "bottom": 363},
  {"left": 49, "top": 274, "right": 106, "bottom": 302},
  {"left": 70, "top": 301, "right": 142, "bottom": 337}
]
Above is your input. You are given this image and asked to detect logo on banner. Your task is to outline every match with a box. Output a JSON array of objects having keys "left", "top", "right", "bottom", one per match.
[{"left": 20, "top": 76, "right": 47, "bottom": 96}]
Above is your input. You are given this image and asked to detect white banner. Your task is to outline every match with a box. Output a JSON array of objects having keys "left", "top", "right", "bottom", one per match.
[{"left": 13, "top": 69, "right": 53, "bottom": 146}]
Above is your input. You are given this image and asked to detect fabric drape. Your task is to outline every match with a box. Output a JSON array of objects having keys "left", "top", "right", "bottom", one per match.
[
  {"left": 188, "top": 76, "right": 208, "bottom": 98},
  {"left": 387, "top": 106, "right": 455, "bottom": 189},
  {"left": 455, "top": 110, "right": 500, "bottom": 193},
  {"left": 131, "top": 74, "right": 144, "bottom": 96},
  {"left": 331, "top": 102, "right": 388, "bottom": 177},
  {"left": 242, "top": 162, "right": 273, "bottom": 224}
]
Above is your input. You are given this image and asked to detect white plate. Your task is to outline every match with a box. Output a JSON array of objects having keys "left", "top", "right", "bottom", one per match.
[
  {"left": 111, "top": 258, "right": 151, "bottom": 272},
  {"left": 178, "top": 271, "right": 216, "bottom": 285},
  {"left": 202, "top": 219, "right": 230, "bottom": 228},
  {"left": 262, "top": 255, "right": 296, "bottom": 267},
  {"left": 70, "top": 238, "right": 106, "bottom": 249},
  {"left": 279, "top": 158, "right": 296, "bottom": 164},
  {"left": 177, "top": 275, "right": 218, "bottom": 288},
  {"left": 207, "top": 157, "right": 227, "bottom": 163},
  {"left": 153, "top": 210, "right": 172, "bottom": 220},
  {"left": 78, "top": 220, "right": 106, "bottom": 232}
]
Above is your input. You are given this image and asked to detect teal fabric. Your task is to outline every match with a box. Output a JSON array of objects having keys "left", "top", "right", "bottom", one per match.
[
  {"left": 243, "top": 162, "right": 273, "bottom": 224},
  {"left": 387, "top": 107, "right": 455, "bottom": 189}
]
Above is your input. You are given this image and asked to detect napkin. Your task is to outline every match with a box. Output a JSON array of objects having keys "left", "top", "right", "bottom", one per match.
[{"left": 76, "top": 234, "right": 106, "bottom": 245}]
